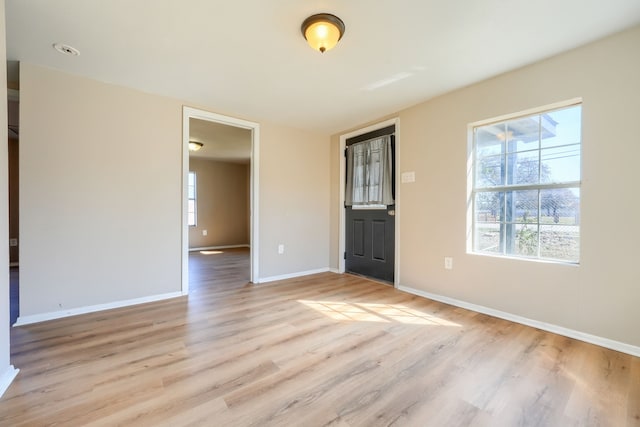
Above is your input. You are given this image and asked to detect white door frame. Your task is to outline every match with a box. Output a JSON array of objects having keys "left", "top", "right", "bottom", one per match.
[
  {"left": 339, "top": 117, "right": 400, "bottom": 287},
  {"left": 181, "top": 106, "right": 260, "bottom": 294}
]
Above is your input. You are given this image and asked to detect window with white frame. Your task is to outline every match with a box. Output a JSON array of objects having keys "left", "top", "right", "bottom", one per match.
[
  {"left": 470, "top": 103, "right": 581, "bottom": 263},
  {"left": 188, "top": 171, "right": 197, "bottom": 226}
]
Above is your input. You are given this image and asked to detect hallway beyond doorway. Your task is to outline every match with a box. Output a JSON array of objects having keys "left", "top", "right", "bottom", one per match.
[
  {"left": 9, "top": 267, "right": 18, "bottom": 326},
  {"left": 189, "top": 247, "right": 250, "bottom": 292}
]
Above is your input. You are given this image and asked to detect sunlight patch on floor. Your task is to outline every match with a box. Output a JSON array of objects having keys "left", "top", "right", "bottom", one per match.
[
  {"left": 200, "top": 250, "right": 224, "bottom": 255},
  {"left": 299, "top": 300, "right": 461, "bottom": 326}
]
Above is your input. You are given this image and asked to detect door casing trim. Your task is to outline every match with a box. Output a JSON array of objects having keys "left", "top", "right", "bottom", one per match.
[
  {"left": 339, "top": 117, "right": 400, "bottom": 287},
  {"left": 181, "top": 107, "right": 260, "bottom": 294}
]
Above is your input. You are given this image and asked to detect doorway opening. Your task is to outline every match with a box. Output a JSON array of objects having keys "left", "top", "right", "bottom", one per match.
[
  {"left": 181, "top": 107, "right": 260, "bottom": 294},
  {"left": 8, "top": 88, "right": 19, "bottom": 325},
  {"left": 339, "top": 118, "right": 399, "bottom": 286}
]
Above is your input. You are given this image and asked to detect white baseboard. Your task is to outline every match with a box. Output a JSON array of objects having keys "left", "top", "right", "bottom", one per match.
[
  {"left": 329, "top": 268, "right": 341, "bottom": 274},
  {"left": 189, "top": 244, "right": 249, "bottom": 252},
  {"left": 398, "top": 285, "right": 640, "bottom": 358},
  {"left": 259, "top": 268, "right": 330, "bottom": 284},
  {"left": 13, "top": 291, "right": 184, "bottom": 326},
  {"left": 0, "top": 365, "right": 19, "bottom": 398}
]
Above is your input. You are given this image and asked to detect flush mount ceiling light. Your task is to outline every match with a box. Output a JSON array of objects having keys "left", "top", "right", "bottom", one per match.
[
  {"left": 301, "top": 13, "right": 345, "bottom": 53},
  {"left": 188, "top": 141, "right": 204, "bottom": 152},
  {"left": 53, "top": 43, "right": 80, "bottom": 56}
]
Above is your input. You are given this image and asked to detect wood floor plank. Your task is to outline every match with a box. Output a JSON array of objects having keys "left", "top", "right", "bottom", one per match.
[{"left": 1, "top": 248, "right": 639, "bottom": 426}]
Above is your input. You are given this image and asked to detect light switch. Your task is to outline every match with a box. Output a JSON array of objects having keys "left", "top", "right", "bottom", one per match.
[
  {"left": 401, "top": 171, "right": 415, "bottom": 183},
  {"left": 202, "top": 230, "right": 207, "bottom": 236}
]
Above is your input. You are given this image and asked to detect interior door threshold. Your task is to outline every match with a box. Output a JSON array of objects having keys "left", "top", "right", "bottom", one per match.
[{"left": 345, "top": 271, "right": 394, "bottom": 287}]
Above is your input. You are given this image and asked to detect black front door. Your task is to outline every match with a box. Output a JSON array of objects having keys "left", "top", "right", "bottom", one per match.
[
  {"left": 345, "top": 205, "right": 395, "bottom": 283},
  {"left": 344, "top": 125, "right": 395, "bottom": 283}
]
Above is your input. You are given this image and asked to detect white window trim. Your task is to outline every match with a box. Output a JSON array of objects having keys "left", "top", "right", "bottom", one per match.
[{"left": 467, "top": 98, "right": 582, "bottom": 264}]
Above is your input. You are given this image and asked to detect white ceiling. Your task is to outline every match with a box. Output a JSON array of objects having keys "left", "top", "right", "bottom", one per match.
[
  {"left": 189, "top": 118, "right": 251, "bottom": 163},
  {"left": 6, "top": 1, "right": 640, "bottom": 135}
]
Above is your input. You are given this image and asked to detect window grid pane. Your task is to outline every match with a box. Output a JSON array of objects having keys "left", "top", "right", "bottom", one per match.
[
  {"left": 188, "top": 171, "right": 197, "bottom": 226},
  {"left": 472, "top": 104, "right": 581, "bottom": 263}
]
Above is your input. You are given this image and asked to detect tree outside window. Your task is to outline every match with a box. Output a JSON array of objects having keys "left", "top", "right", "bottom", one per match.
[{"left": 471, "top": 103, "right": 581, "bottom": 263}]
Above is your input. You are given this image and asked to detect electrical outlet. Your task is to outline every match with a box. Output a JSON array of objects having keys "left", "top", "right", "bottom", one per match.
[
  {"left": 9, "top": 238, "right": 17, "bottom": 247},
  {"left": 278, "top": 244, "right": 284, "bottom": 255},
  {"left": 444, "top": 257, "right": 453, "bottom": 270}
]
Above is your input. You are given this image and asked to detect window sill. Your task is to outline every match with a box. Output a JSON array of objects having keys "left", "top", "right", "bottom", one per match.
[
  {"left": 351, "top": 204, "right": 387, "bottom": 210},
  {"left": 467, "top": 251, "right": 580, "bottom": 266}
]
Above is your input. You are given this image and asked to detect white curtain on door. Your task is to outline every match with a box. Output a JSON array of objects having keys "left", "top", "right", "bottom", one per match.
[{"left": 345, "top": 135, "right": 394, "bottom": 206}]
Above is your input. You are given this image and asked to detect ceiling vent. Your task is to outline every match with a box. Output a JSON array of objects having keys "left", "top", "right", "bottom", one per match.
[{"left": 53, "top": 43, "right": 80, "bottom": 56}]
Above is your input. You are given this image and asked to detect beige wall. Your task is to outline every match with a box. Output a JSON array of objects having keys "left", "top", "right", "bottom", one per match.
[
  {"left": 19, "top": 63, "right": 331, "bottom": 318},
  {"left": 188, "top": 158, "right": 249, "bottom": 248},
  {"left": 259, "top": 122, "right": 330, "bottom": 279},
  {"left": 20, "top": 63, "right": 184, "bottom": 316},
  {"left": 331, "top": 25, "right": 640, "bottom": 348}
]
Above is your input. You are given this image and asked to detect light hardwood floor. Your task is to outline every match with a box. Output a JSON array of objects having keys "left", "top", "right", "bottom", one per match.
[{"left": 1, "top": 248, "right": 639, "bottom": 426}]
